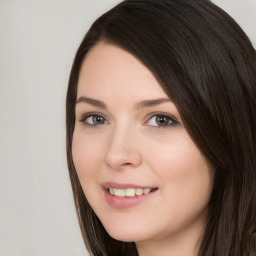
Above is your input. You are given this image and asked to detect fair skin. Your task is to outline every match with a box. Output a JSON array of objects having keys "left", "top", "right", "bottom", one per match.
[{"left": 72, "top": 41, "right": 213, "bottom": 256}]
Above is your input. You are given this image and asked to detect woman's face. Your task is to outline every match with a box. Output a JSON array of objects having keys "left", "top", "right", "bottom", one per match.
[{"left": 72, "top": 42, "right": 213, "bottom": 252}]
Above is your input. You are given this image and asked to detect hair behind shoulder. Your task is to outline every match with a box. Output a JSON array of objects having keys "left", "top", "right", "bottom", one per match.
[{"left": 66, "top": 0, "right": 256, "bottom": 255}]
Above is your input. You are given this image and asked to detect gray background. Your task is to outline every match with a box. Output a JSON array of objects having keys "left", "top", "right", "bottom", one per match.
[{"left": 0, "top": 1, "right": 255, "bottom": 255}]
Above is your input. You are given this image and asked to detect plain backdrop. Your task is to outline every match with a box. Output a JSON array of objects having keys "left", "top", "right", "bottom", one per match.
[{"left": 0, "top": 1, "right": 255, "bottom": 256}]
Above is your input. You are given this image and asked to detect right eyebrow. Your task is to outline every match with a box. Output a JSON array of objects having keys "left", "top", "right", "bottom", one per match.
[{"left": 76, "top": 96, "right": 107, "bottom": 109}]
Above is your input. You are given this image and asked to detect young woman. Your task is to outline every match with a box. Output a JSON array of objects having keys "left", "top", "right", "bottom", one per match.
[{"left": 66, "top": 0, "right": 256, "bottom": 255}]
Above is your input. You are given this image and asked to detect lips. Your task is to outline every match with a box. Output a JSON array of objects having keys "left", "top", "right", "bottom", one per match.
[{"left": 101, "top": 182, "right": 158, "bottom": 208}]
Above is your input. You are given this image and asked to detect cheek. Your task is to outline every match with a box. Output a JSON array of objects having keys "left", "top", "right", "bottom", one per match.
[
  {"left": 148, "top": 134, "right": 211, "bottom": 180},
  {"left": 72, "top": 129, "right": 104, "bottom": 182},
  {"left": 147, "top": 135, "right": 213, "bottom": 215}
]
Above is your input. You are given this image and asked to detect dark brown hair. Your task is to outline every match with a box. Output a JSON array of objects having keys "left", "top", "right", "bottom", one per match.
[{"left": 66, "top": 0, "right": 256, "bottom": 255}]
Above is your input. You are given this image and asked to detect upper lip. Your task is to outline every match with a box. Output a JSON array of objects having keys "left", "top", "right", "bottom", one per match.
[{"left": 101, "top": 182, "right": 157, "bottom": 189}]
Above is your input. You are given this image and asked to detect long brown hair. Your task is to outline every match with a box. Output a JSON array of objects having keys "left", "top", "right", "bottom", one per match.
[{"left": 66, "top": 0, "right": 256, "bottom": 255}]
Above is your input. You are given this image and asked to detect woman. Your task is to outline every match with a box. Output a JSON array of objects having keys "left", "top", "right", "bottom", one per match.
[{"left": 66, "top": 0, "right": 256, "bottom": 255}]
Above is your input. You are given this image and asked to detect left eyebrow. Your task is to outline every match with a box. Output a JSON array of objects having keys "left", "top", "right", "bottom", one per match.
[{"left": 136, "top": 98, "right": 171, "bottom": 109}]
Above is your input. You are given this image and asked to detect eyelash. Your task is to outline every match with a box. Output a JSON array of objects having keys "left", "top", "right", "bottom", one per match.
[{"left": 79, "top": 112, "right": 179, "bottom": 128}]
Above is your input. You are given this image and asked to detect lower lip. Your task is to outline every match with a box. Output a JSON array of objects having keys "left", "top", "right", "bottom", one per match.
[{"left": 103, "top": 189, "right": 157, "bottom": 209}]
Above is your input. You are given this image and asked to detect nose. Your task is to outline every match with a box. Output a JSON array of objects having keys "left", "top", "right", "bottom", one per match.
[{"left": 105, "top": 125, "right": 142, "bottom": 170}]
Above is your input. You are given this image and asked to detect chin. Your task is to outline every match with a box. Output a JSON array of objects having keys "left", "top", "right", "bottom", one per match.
[{"left": 103, "top": 222, "right": 148, "bottom": 242}]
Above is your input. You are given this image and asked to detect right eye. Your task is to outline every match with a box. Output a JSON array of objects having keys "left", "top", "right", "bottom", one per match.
[{"left": 80, "top": 114, "right": 108, "bottom": 126}]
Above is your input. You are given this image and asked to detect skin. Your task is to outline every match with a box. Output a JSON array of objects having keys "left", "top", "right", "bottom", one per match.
[{"left": 72, "top": 41, "right": 214, "bottom": 256}]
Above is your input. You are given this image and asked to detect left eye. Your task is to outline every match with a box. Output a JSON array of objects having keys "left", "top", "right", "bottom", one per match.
[{"left": 147, "top": 115, "right": 177, "bottom": 127}]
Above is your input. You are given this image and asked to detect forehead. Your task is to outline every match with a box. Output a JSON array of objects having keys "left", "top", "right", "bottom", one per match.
[{"left": 77, "top": 42, "right": 167, "bottom": 99}]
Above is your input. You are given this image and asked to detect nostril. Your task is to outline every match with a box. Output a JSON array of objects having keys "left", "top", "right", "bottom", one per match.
[{"left": 121, "top": 162, "right": 133, "bottom": 166}]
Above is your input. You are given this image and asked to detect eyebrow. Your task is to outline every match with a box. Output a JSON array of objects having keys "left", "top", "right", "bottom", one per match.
[
  {"left": 136, "top": 98, "right": 171, "bottom": 109},
  {"left": 76, "top": 96, "right": 107, "bottom": 109},
  {"left": 76, "top": 96, "right": 171, "bottom": 109}
]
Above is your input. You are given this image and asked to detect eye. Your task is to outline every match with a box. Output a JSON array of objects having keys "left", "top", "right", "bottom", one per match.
[
  {"left": 146, "top": 114, "right": 178, "bottom": 128},
  {"left": 80, "top": 114, "right": 108, "bottom": 126}
]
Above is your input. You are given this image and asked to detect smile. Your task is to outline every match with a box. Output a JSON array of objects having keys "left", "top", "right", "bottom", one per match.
[
  {"left": 109, "top": 187, "right": 156, "bottom": 197},
  {"left": 102, "top": 182, "right": 158, "bottom": 208}
]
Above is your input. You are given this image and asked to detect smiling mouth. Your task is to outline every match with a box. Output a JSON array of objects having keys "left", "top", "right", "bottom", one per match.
[{"left": 108, "top": 187, "right": 158, "bottom": 197}]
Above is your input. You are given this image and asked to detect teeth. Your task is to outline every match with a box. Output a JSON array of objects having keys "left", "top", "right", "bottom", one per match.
[
  {"left": 135, "top": 188, "right": 143, "bottom": 196},
  {"left": 108, "top": 187, "right": 154, "bottom": 197},
  {"left": 126, "top": 188, "right": 136, "bottom": 197},
  {"left": 113, "top": 188, "right": 126, "bottom": 197},
  {"left": 109, "top": 188, "right": 114, "bottom": 195},
  {"left": 143, "top": 188, "right": 151, "bottom": 195}
]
